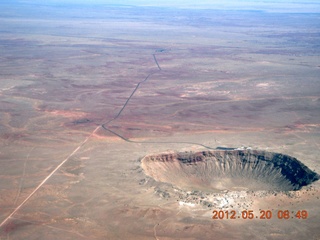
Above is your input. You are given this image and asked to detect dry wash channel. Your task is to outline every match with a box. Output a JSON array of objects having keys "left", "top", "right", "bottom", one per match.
[{"left": 141, "top": 150, "right": 319, "bottom": 192}]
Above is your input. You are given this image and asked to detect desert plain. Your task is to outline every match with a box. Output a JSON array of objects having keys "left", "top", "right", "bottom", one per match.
[{"left": 0, "top": 2, "right": 320, "bottom": 239}]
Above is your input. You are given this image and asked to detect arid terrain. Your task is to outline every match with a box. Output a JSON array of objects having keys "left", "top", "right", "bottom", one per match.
[{"left": 0, "top": 2, "right": 320, "bottom": 239}]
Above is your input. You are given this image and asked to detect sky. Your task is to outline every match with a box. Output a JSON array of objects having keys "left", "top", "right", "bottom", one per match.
[{"left": 6, "top": 0, "right": 320, "bottom": 12}]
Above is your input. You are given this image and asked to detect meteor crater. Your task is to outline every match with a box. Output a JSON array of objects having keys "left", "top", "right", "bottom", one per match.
[{"left": 141, "top": 150, "right": 319, "bottom": 192}]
